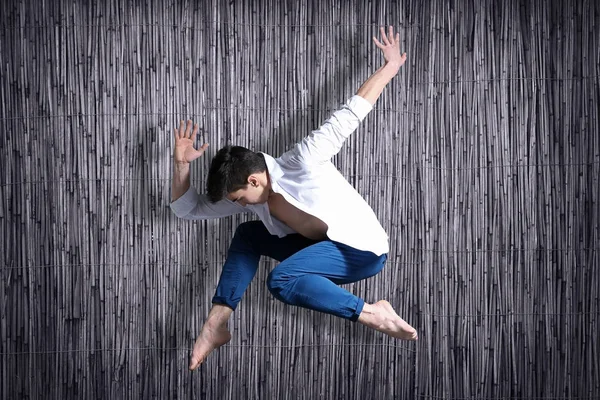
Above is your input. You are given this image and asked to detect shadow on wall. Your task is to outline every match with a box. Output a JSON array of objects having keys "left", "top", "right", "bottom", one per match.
[{"left": 129, "top": 120, "right": 186, "bottom": 376}]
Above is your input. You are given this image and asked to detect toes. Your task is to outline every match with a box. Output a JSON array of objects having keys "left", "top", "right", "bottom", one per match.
[
  {"left": 409, "top": 328, "right": 418, "bottom": 341},
  {"left": 189, "top": 350, "right": 204, "bottom": 370}
]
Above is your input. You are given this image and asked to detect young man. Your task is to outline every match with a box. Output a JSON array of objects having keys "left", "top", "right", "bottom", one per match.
[{"left": 171, "top": 26, "right": 417, "bottom": 371}]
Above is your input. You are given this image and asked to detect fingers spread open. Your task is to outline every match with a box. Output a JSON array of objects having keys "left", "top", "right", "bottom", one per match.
[
  {"left": 185, "top": 120, "right": 193, "bottom": 138},
  {"left": 380, "top": 26, "right": 390, "bottom": 45},
  {"left": 191, "top": 123, "right": 199, "bottom": 141},
  {"left": 176, "top": 120, "right": 184, "bottom": 139},
  {"left": 388, "top": 26, "right": 394, "bottom": 44},
  {"left": 373, "top": 36, "right": 385, "bottom": 49}
]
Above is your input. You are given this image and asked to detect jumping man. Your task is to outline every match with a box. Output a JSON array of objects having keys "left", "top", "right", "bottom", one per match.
[{"left": 170, "top": 26, "right": 417, "bottom": 371}]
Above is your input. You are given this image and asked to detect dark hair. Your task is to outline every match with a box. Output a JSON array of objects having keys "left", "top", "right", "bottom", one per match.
[{"left": 206, "top": 146, "right": 267, "bottom": 203}]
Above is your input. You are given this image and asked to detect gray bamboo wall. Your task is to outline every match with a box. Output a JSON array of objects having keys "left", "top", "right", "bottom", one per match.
[{"left": 1, "top": 0, "right": 599, "bottom": 399}]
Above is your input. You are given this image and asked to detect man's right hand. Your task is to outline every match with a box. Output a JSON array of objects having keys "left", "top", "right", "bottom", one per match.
[{"left": 174, "top": 120, "right": 209, "bottom": 164}]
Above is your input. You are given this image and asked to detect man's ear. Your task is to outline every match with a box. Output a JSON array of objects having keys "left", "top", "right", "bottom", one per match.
[{"left": 248, "top": 175, "right": 259, "bottom": 187}]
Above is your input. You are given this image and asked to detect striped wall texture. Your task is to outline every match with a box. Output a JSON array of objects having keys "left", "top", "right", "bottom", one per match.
[{"left": 1, "top": 0, "right": 599, "bottom": 398}]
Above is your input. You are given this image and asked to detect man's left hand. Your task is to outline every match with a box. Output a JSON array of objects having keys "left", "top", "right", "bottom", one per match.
[{"left": 373, "top": 26, "right": 407, "bottom": 69}]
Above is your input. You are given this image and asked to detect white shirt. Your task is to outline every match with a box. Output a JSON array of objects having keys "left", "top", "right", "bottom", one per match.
[{"left": 170, "top": 95, "right": 389, "bottom": 256}]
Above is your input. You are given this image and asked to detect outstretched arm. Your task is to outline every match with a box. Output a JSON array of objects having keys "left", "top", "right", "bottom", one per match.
[
  {"left": 283, "top": 26, "right": 406, "bottom": 165},
  {"left": 357, "top": 26, "right": 407, "bottom": 105}
]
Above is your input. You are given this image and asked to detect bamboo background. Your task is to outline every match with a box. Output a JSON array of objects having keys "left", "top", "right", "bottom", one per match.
[{"left": 1, "top": 0, "right": 598, "bottom": 398}]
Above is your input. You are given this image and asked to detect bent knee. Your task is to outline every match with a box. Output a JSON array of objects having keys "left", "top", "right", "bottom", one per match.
[
  {"left": 360, "top": 254, "right": 387, "bottom": 280},
  {"left": 266, "top": 269, "right": 289, "bottom": 299},
  {"left": 266, "top": 270, "right": 282, "bottom": 292},
  {"left": 373, "top": 257, "right": 386, "bottom": 275}
]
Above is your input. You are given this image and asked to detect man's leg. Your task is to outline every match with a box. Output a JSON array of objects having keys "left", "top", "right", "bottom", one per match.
[
  {"left": 211, "top": 220, "right": 318, "bottom": 309},
  {"left": 266, "top": 240, "right": 417, "bottom": 340},
  {"left": 190, "top": 221, "right": 318, "bottom": 370}
]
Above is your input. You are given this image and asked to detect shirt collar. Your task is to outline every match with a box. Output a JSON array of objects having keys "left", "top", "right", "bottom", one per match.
[{"left": 260, "top": 152, "right": 283, "bottom": 182}]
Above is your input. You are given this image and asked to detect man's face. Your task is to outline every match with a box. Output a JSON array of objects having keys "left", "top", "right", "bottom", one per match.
[{"left": 226, "top": 175, "right": 270, "bottom": 206}]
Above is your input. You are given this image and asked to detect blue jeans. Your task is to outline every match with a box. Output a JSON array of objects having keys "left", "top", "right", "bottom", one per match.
[{"left": 212, "top": 221, "right": 387, "bottom": 321}]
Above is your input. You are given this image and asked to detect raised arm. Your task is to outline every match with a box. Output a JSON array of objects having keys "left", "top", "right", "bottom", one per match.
[
  {"left": 357, "top": 26, "right": 407, "bottom": 105},
  {"left": 172, "top": 120, "right": 209, "bottom": 201},
  {"left": 285, "top": 26, "right": 406, "bottom": 165},
  {"left": 171, "top": 120, "right": 246, "bottom": 220}
]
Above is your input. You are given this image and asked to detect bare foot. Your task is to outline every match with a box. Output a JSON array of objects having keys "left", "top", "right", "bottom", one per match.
[
  {"left": 189, "top": 319, "right": 232, "bottom": 370},
  {"left": 358, "top": 300, "right": 418, "bottom": 340}
]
